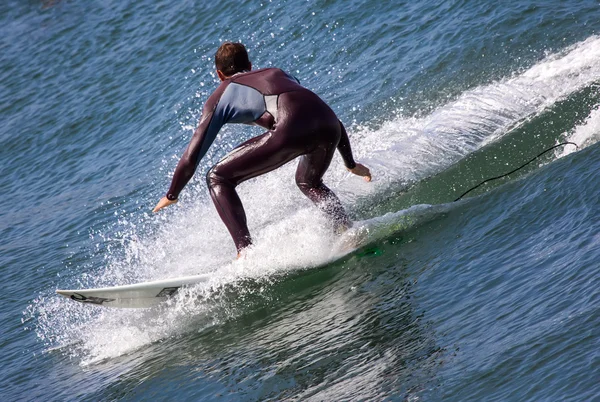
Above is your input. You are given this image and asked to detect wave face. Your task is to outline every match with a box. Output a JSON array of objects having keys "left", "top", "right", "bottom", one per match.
[{"left": 2, "top": 0, "right": 599, "bottom": 400}]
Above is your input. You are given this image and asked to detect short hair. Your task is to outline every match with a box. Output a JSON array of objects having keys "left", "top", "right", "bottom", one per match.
[{"left": 215, "top": 42, "right": 251, "bottom": 77}]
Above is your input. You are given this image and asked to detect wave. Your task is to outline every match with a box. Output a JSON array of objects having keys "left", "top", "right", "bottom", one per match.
[
  {"left": 27, "top": 35, "right": 600, "bottom": 364},
  {"left": 347, "top": 35, "right": 600, "bottom": 190}
]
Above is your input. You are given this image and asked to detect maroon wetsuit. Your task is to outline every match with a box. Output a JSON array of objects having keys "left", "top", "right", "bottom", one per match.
[{"left": 166, "top": 68, "right": 357, "bottom": 252}]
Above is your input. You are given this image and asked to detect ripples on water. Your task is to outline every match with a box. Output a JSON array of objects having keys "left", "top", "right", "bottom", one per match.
[{"left": 1, "top": 0, "right": 599, "bottom": 400}]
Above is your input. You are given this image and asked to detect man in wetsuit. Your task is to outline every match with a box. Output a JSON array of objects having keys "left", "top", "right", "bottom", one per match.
[{"left": 153, "top": 42, "right": 371, "bottom": 256}]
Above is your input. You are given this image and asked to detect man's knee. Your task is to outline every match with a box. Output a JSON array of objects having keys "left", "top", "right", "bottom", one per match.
[{"left": 206, "top": 166, "right": 233, "bottom": 189}]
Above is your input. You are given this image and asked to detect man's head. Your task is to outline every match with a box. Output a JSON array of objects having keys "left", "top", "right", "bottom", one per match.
[{"left": 215, "top": 42, "right": 252, "bottom": 81}]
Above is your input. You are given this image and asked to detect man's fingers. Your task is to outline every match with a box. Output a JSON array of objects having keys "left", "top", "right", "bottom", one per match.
[
  {"left": 356, "top": 164, "right": 371, "bottom": 181},
  {"left": 348, "top": 163, "right": 372, "bottom": 182},
  {"left": 153, "top": 197, "right": 177, "bottom": 213},
  {"left": 152, "top": 202, "right": 164, "bottom": 213}
]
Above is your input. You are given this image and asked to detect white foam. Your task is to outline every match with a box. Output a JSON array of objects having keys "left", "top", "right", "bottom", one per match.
[{"left": 558, "top": 105, "right": 600, "bottom": 158}]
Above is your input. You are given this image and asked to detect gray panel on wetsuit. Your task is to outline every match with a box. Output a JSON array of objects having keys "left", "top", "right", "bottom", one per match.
[
  {"left": 195, "top": 83, "right": 267, "bottom": 165},
  {"left": 217, "top": 83, "right": 266, "bottom": 123},
  {"left": 264, "top": 95, "right": 278, "bottom": 122}
]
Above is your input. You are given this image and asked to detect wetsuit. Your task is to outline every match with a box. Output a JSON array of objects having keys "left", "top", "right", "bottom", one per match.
[{"left": 166, "top": 67, "right": 357, "bottom": 252}]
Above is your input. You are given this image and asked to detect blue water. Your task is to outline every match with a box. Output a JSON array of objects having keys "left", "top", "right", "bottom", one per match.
[{"left": 3, "top": 0, "right": 600, "bottom": 400}]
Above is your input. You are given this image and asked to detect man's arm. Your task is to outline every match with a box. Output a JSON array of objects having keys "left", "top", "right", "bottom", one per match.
[
  {"left": 159, "top": 85, "right": 229, "bottom": 207},
  {"left": 165, "top": 108, "right": 218, "bottom": 200},
  {"left": 337, "top": 120, "right": 356, "bottom": 169},
  {"left": 337, "top": 120, "right": 371, "bottom": 182}
]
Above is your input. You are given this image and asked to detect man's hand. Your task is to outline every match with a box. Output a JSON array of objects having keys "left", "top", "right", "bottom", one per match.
[
  {"left": 153, "top": 197, "right": 178, "bottom": 213},
  {"left": 347, "top": 163, "right": 372, "bottom": 182}
]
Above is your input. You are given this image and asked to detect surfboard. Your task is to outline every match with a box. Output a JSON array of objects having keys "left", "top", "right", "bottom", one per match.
[
  {"left": 56, "top": 206, "right": 434, "bottom": 309},
  {"left": 56, "top": 233, "right": 365, "bottom": 309},
  {"left": 56, "top": 229, "right": 366, "bottom": 308},
  {"left": 56, "top": 236, "right": 366, "bottom": 308},
  {"left": 56, "top": 274, "right": 211, "bottom": 309}
]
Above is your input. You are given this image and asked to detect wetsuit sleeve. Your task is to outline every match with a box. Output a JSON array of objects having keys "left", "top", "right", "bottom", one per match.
[
  {"left": 337, "top": 120, "right": 357, "bottom": 169},
  {"left": 165, "top": 87, "right": 227, "bottom": 200}
]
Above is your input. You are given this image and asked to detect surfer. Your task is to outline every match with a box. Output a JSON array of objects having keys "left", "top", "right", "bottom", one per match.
[{"left": 153, "top": 42, "right": 371, "bottom": 256}]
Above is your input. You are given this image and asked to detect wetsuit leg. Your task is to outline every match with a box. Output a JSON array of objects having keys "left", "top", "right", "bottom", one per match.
[
  {"left": 207, "top": 131, "right": 301, "bottom": 252},
  {"left": 295, "top": 144, "right": 352, "bottom": 231}
]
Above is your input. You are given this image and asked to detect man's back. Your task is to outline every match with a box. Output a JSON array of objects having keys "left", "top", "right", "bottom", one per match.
[
  {"left": 230, "top": 67, "right": 304, "bottom": 95},
  {"left": 205, "top": 67, "right": 306, "bottom": 130}
]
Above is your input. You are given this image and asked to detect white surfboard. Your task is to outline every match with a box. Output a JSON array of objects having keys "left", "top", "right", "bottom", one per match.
[
  {"left": 56, "top": 230, "right": 366, "bottom": 308},
  {"left": 56, "top": 273, "right": 211, "bottom": 308},
  {"left": 55, "top": 234, "right": 364, "bottom": 309},
  {"left": 56, "top": 208, "right": 434, "bottom": 309}
]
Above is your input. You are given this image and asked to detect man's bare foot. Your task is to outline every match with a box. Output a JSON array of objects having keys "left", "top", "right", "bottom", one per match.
[
  {"left": 334, "top": 221, "right": 352, "bottom": 236},
  {"left": 335, "top": 224, "right": 368, "bottom": 254}
]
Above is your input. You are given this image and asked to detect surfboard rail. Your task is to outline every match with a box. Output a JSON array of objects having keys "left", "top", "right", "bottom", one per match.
[{"left": 56, "top": 273, "right": 211, "bottom": 308}]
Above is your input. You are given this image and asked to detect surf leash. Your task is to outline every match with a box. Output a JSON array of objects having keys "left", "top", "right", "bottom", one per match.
[{"left": 454, "top": 141, "right": 579, "bottom": 202}]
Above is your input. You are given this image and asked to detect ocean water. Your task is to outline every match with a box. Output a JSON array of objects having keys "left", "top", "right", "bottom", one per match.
[{"left": 2, "top": 0, "right": 600, "bottom": 400}]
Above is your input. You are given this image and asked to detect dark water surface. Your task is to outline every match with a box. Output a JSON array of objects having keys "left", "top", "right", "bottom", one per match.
[{"left": 2, "top": 0, "right": 599, "bottom": 400}]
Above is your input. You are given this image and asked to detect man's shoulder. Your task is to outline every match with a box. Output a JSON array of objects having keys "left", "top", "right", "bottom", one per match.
[
  {"left": 231, "top": 67, "right": 302, "bottom": 90},
  {"left": 231, "top": 67, "right": 283, "bottom": 80},
  {"left": 204, "top": 80, "right": 232, "bottom": 111}
]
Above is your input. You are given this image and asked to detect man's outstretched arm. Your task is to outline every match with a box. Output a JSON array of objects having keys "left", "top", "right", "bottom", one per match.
[
  {"left": 337, "top": 120, "right": 371, "bottom": 182},
  {"left": 153, "top": 88, "right": 228, "bottom": 212},
  {"left": 165, "top": 121, "right": 213, "bottom": 201}
]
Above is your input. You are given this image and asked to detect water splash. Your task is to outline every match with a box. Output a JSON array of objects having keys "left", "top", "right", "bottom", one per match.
[
  {"left": 558, "top": 105, "right": 600, "bottom": 158},
  {"left": 27, "top": 35, "right": 600, "bottom": 365}
]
